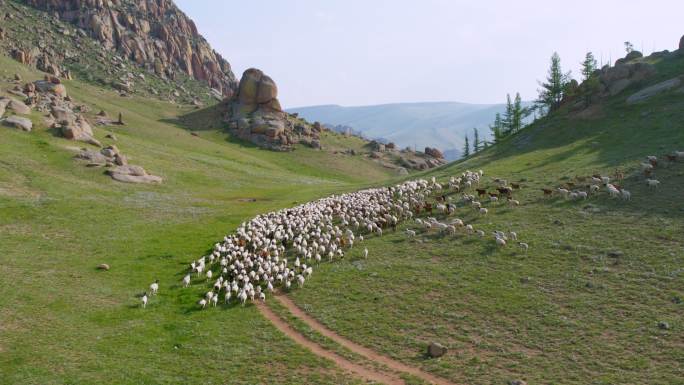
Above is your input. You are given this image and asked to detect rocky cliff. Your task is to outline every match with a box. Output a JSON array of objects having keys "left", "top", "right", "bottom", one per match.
[{"left": 23, "top": 0, "right": 237, "bottom": 97}]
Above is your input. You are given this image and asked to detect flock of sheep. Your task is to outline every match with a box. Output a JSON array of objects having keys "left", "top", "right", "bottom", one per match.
[
  {"left": 139, "top": 150, "right": 683, "bottom": 309},
  {"left": 139, "top": 169, "right": 533, "bottom": 308}
]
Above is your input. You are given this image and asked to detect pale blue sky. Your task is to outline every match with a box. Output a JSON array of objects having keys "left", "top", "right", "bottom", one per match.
[{"left": 176, "top": 0, "right": 683, "bottom": 108}]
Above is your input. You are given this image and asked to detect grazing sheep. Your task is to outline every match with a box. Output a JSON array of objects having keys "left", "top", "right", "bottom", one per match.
[
  {"left": 509, "top": 231, "right": 518, "bottom": 241},
  {"left": 621, "top": 189, "right": 631, "bottom": 201},
  {"left": 363, "top": 248, "right": 368, "bottom": 259},
  {"left": 405, "top": 229, "right": 416, "bottom": 237},
  {"left": 141, "top": 292, "right": 148, "bottom": 308},
  {"left": 149, "top": 280, "right": 159, "bottom": 295},
  {"left": 519, "top": 242, "right": 529, "bottom": 252},
  {"left": 479, "top": 207, "right": 488, "bottom": 215},
  {"left": 646, "top": 179, "right": 660, "bottom": 188},
  {"left": 182, "top": 274, "right": 191, "bottom": 288},
  {"left": 198, "top": 298, "right": 208, "bottom": 309},
  {"left": 211, "top": 293, "right": 219, "bottom": 307},
  {"left": 495, "top": 237, "right": 507, "bottom": 247},
  {"left": 475, "top": 229, "right": 485, "bottom": 237},
  {"left": 224, "top": 291, "right": 232, "bottom": 304},
  {"left": 589, "top": 185, "right": 600, "bottom": 194},
  {"left": 508, "top": 199, "right": 520, "bottom": 206}
]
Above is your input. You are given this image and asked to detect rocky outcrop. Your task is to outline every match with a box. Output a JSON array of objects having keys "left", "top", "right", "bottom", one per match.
[
  {"left": 596, "top": 61, "right": 656, "bottom": 97},
  {"left": 225, "top": 68, "right": 321, "bottom": 151},
  {"left": 627, "top": 77, "right": 682, "bottom": 104},
  {"left": 424, "top": 147, "right": 444, "bottom": 159},
  {"left": 24, "top": 0, "right": 238, "bottom": 97}
]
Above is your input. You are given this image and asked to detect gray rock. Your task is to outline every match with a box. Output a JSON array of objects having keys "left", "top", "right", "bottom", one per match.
[
  {"left": 3, "top": 115, "right": 33, "bottom": 131},
  {"left": 427, "top": 342, "right": 447, "bottom": 358},
  {"left": 106, "top": 165, "right": 162, "bottom": 184},
  {"left": 627, "top": 77, "right": 682, "bottom": 104},
  {"left": 97, "top": 263, "right": 110, "bottom": 271},
  {"left": 7, "top": 98, "right": 30, "bottom": 114}
]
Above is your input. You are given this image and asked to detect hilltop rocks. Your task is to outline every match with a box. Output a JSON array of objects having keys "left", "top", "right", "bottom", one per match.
[
  {"left": 597, "top": 61, "right": 656, "bottom": 96},
  {"left": 3, "top": 115, "right": 33, "bottom": 131},
  {"left": 26, "top": 0, "right": 238, "bottom": 97},
  {"left": 424, "top": 147, "right": 444, "bottom": 159},
  {"left": 225, "top": 69, "right": 316, "bottom": 151}
]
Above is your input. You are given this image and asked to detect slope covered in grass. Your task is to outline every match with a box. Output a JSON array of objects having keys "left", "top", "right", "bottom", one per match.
[
  {"left": 0, "top": 54, "right": 397, "bottom": 384},
  {"left": 286, "top": 54, "right": 684, "bottom": 384}
]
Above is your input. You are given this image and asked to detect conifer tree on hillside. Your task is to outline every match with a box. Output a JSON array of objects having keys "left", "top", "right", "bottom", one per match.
[
  {"left": 463, "top": 134, "right": 470, "bottom": 157},
  {"left": 473, "top": 127, "right": 480, "bottom": 153},
  {"left": 581, "top": 52, "right": 597, "bottom": 81},
  {"left": 490, "top": 113, "right": 503, "bottom": 143},
  {"left": 503, "top": 94, "right": 514, "bottom": 135},
  {"left": 580, "top": 51, "right": 600, "bottom": 105},
  {"left": 536, "top": 52, "right": 571, "bottom": 113},
  {"left": 512, "top": 92, "right": 524, "bottom": 133}
]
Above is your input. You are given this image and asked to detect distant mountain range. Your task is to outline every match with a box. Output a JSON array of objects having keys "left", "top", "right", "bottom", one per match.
[{"left": 288, "top": 102, "right": 531, "bottom": 160}]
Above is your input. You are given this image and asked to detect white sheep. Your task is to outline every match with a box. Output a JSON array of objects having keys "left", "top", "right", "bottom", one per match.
[
  {"left": 211, "top": 293, "right": 218, "bottom": 307},
  {"left": 198, "top": 298, "right": 207, "bottom": 309},
  {"left": 141, "top": 293, "right": 148, "bottom": 308},
  {"left": 479, "top": 207, "right": 488, "bottom": 215},
  {"left": 646, "top": 179, "right": 660, "bottom": 188},
  {"left": 519, "top": 242, "right": 529, "bottom": 252},
  {"left": 182, "top": 274, "right": 191, "bottom": 288},
  {"left": 405, "top": 229, "right": 416, "bottom": 237},
  {"left": 495, "top": 237, "right": 506, "bottom": 247},
  {"left": 149, "top": 280, "right": 159, "bottom": 295},
  {"left": 363, "top": 248, "right": 368, "bottom": 259},
  {"left": 621, "top": 190, "right": 631, "bottom": 201}
]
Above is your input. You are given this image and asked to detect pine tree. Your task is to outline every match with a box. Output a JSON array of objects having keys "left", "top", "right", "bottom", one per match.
[
  {"left": 502, "top": 94, "right": 514, "bottom": 135},
  {"left": 536, "top": 52, "right": 571, "bottom": 113},
  {"left": 473, "top": 127, "right": 480, "bottom": 153},
  {"left": 489, "top": 113, "right": 502, "bottom": 143},
  {"left": 580, "top": 52, "right": 600, "bottom": 105},
  {"left": 580, "top": 52, "right": 597, "bottom": 81},
  {"left": 512, "top": 93, "right": 523, "bottom": 133},
  {"left": 463, "top": 134, "right": 470, "bottom": 157},
  {"left": 624, "top": 41, "right": 634, "bottom": 53}
]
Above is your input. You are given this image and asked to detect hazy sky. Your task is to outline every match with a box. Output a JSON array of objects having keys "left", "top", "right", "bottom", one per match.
[{"left": 176, "top": 0, "right": 683, "bottom": 108}]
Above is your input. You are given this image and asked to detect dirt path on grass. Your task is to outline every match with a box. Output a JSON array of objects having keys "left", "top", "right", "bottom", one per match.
[
  {"left": 257, "top": 294, "right": 458, "bottom": 385},
  {"left": 255, "top": 300, "right": 403, "bottom": 385}
]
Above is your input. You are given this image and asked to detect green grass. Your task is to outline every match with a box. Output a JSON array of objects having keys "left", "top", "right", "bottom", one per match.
[
  {"left": 287, "top": 56, "right": 684, "bottom": 384},
  {"left": 2, "top": 34, "right": 684, "bottom": 385},
  {"left": 0, "top": 54, "right": 396, "bottom": 384}
]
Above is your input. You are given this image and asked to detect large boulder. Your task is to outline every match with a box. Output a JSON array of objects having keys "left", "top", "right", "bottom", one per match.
[
  {"left": 427, "top": 342, "right": 447, "bottom": 358},
  {"left": 7, "top": 98, "right": 31, "bottom": 115},
  {"left": 0, "top": 98, "right": 8, "bottom": 118},
  {"left": 34, "top": 80, "right": 67, "bottom": 98},
  {"left": 106, "top": 165, "right": 162, "bottom": 184},
  {"left": 52, "top": 106, "right": 101, "bottom": 146},
  {"left": 425, "top": 147, "right": 444, "bottom": 159},
  {"left": 3, "top": 116, "right": 33, "bottom": 131}
]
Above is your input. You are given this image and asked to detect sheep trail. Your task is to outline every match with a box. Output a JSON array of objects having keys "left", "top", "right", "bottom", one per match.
[{"left": 256, "top": 294, "right": 458, "bottom": 385}]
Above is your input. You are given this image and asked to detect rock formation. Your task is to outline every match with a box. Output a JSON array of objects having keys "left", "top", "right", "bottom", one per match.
[
  {"left": 24, "top": 0, "right": 238, "bottom": 97},
  {"left": 225, "top": 68, "right": 322, "bottom": 151}
]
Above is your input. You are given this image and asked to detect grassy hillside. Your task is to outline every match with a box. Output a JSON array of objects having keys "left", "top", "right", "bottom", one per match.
[
  {"left": 285, "top": 55, "right": 684, "bottom": 384},
  {"left": 0, "top": 54, "right": 396, "bottom": 385}
]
